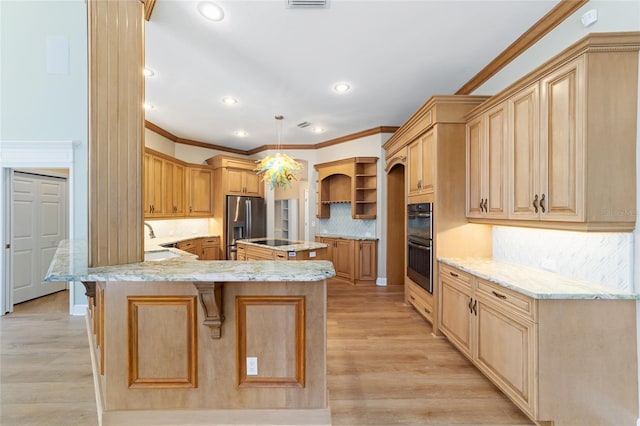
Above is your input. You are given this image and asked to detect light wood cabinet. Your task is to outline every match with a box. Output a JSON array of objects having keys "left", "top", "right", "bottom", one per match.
[
  {"left": 163, "top": 160, "right": 185, "bottom": 216},
  {"left": 467, "top": 33, "right": 640, "bottom": 231},
  {"left": 406, "top": 280, "right": 434, "bottom": 324},
  {"left": 206, "top": 155, "right": 263, "bottom": 197},
  {"left": 144, "top": 153, "right": 165, "bottom": 217},
  {"left": 200, "top": 237, "right": 220, "bottom": 260},
  {"left": 144, "top": 148, "right": 213, "bottom": 219},
  {"left": 314, "top": 157, "right": 378, "bottom": 219},
  {"left": 438, "top": 260, "right": 638, "bottom": 426},
  {"left": 465, "top": 101, "right": 507, "bottom": 218},
  {"left": 315, "top": 236, "right": 377, "bottom": 284},
  {"left": 407, "top": 130, "right": 435, "bottom": 200},
  {"left": 177, "top": 239, "right": 201, "bottom": 258},
  {"left": 186, "top": 166, "right": 214, "bottom": 217}
]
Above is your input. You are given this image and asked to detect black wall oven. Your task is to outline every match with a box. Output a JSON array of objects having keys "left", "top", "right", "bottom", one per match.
[{"left": 407, "top": 203, "right": 433, "bottom": 294}]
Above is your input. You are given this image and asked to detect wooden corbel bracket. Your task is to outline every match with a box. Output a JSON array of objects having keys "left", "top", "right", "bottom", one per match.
[
  {"left": 193, "top": 282, "right": 224, "bottom": 339},
  {"left": 81, "top": 281, "right": 97, "bottom": 306}
]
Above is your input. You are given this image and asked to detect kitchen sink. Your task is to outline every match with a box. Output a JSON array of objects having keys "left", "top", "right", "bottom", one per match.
[{"left": 144, "top": 249, "right": 182, "bottom": 261}]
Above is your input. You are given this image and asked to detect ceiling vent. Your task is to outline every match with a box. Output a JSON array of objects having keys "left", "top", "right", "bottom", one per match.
[
  {"left": 287, "top": 0, "right": 329, "bottom": 9},
  {"left": 297, "top": 121, "right": 312, "bottom": 128}
]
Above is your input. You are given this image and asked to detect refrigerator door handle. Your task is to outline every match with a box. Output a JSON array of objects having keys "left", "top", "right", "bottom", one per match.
[{"left": 246, "top": 199, "right": 252, "bottom": 238}]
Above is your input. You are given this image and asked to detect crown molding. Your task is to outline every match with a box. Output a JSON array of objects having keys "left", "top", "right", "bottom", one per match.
[
  {"left": 456, "top": 0, "right": 588, "bottom": 95},
  {"left": 145, "top": 121, "right": 398, "bottom": 155}
]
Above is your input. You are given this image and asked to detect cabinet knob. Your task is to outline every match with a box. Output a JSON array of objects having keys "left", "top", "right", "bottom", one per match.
[{"left": 532, "top": 194, "right": 539, "bottom": 213}]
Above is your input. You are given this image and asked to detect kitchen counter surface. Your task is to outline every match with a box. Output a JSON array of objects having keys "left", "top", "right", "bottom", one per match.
[
  {"left": 438, "top": 257, "right": 639, "bottom": 300},
  {"left": 238, "top": 238, "right": 328, "bottom": 252},
  {"left": 45, "top": 240, "right": 335, "bottom": 283},
  {"left": 144, "top": 233, "right": 220, "bottom": 252},
  {"left": 315, "top": 233, "right": 378, "bottom": 241}
]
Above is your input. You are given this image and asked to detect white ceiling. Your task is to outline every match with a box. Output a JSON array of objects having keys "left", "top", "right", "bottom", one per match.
[{"left": 145, "top": 0, "right": 560, "bottom": 152}]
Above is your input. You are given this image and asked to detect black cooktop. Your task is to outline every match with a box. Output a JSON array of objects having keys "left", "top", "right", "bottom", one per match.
[{"left": 251, "top": 239, "right": 292, "bottom": 247}]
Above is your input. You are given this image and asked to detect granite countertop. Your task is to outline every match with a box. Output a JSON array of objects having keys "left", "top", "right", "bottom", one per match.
[
  {"left": 438, "top": 257, "right": 638, "bottom": 300},
  {"left": 45, "top": 240, "right": 336, "bottom": 283},
  {"left": 315, "top": 233, "right": 378, "bottom": 241},
  {"left": 144, "top": 234, "right": 220, "bottom": 253},
  {"left": 238, "top": 238, "right": 328, "bottom": 252}
]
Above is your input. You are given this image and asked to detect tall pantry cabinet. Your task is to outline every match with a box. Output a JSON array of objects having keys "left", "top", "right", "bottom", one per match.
[{"left": 383, "top": 96, "right": 493, "bottom": 330}]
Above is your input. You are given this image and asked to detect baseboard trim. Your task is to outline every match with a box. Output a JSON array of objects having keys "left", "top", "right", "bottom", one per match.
[
  {"left": 71, "top": 303, "right": 88, "bottom": 316},
  {"left": 376, "top": 277, "right": 387, "bottom": 286}
]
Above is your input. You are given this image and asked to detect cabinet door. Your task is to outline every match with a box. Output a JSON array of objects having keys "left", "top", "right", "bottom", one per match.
[
  {"left": 333, "top": 239, "right": 354, "bottom": 280},
  {"left": 145, "top": 155, "right": 165, "bottom": 217},
  {"left": 164, "top": 161, "right": 185, "bottom": 216},
  {"left": 226, "top": 169, "right": 245, "bottom": 194},
  {"left": 187, "top": 167, "right": 213, "bottom": 216},
  {"left": 466, "top": 117, "right": 484, "bottom": 218},
  {"left": 484, "top": 103, "right": 507, "bottom": 218},
  {"left": 243, "top": 171, "right": 262, "bottom": 196},
  {"left": 143, "top": 153, "right": 151, "bottom": 216},
  {"left": 475, "top": 295, "right": 536, "bottom": 417},
  {"left": 315, "top": 237, "right": 333, "bottom": 262},
  {"left": 407, "top": 139, "right": 422, "bottom": 197},
  {"left": 439, "top": 272, "right": 473, "bottom": 359},
  {"left": 357, "top": 240, "right": 377, "bottom": 281},
  {"left": 509, "top": 84, "right": 540, "bottom": 219},
  {"left": 420, "top": 131, "right": 435, "bottom": 195},
  {"left": 539, "top": 57, "right": 584, "bottom": 222}
]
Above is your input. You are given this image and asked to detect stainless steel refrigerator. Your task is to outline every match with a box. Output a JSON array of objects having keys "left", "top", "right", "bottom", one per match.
[{"left": 226, "top": 195, "right": 267, "bottom": 260}]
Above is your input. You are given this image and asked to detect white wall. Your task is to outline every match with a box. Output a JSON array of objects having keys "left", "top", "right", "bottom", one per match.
[{"left": 1, "top": 0, "right": 88, "bottom": 308}]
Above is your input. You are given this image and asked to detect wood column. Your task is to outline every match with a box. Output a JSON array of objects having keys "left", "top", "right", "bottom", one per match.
[{"left": 88, "top": 0, "right": 145, "bottom": 266}]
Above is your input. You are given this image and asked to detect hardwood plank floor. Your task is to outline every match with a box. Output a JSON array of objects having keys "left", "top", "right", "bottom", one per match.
[{"left": 0, "top": 282, "right": 533, "bottom": 425}]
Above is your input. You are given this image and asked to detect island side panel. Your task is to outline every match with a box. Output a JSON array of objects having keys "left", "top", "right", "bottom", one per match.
[{"left": 100, "top": 280, "right": 327, "bottom": 411}]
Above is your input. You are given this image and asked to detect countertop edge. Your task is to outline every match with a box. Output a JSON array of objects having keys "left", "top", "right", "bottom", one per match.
[{"left": 438, "top": 257, "right": 639, "bottom": 300}]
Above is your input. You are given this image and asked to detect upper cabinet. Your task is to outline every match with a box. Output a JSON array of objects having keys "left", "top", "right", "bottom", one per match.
[
  {"left": 466, "top": 32, "right": 640, "bottom": 232},
  {"left": 407, "top": 130, "right": 435, "bottom": 200},
  {"left": 465, "top": 101, "right": 508, "bottom": 218},
  {"left": 207, "top": 155, "right": 263, "bottom": 197},
  {"left": 314, "top": 157, "right": 378, "bottom": 219},
  {"left": 143, "top": 148, "right": 214, "bottom": 219},
  {"left": 186, "top": 166, "right": 214, "bottom": 217}
]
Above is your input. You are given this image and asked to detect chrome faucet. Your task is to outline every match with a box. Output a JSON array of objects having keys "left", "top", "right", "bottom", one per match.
[{"left": 144, "top": 222, "right": 156, "bottom": 239}]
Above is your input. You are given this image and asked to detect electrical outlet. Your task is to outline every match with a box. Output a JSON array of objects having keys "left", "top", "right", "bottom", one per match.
[
  {"left": 309, "top": 251, "right": 316, "bottom": 258},
  {"left": 246, "top": 357, "right": 258, "bottom": 376}
]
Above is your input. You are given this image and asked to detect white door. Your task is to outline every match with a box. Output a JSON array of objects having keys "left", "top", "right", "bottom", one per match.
[{"left": 11, "top": 171, "right": 67, "bottom": 304}]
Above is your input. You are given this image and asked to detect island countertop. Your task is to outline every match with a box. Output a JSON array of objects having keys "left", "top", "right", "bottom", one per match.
[
  {"left": 438, "top": 257, "right": 638, "bottom": 300},
  {"left": 45, "top": 240, "right": 336, "bottom": 283},
  {"left": 237, "top": 238, "right": 328, "bottom": 252}
]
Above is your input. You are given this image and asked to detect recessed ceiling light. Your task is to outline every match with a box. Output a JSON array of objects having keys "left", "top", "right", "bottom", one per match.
[
  {"left": 198, "top": 2, "right": 224, "bottom": 22},
  {"left": 143, "top": 102, "right": 155, "bottom": 110},
  {"left": 234, "top": 130, "right": 248, "bottom": 137},
  {"left": 222, "top": 96, "right": 238, "bottom": 105},
  {"left": 333, "top": 82, "right": 350, "bottom": 93},
  {"left": 143, "top": 67, "right": 154, "bottom": 77},
  {"left": 311, "top": 126, "right": 325, "bottom": 133}
]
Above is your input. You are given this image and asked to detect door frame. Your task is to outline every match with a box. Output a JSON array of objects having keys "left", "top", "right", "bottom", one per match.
[{"left": 0, "top": 140, "right": 77, "bottom": 315}]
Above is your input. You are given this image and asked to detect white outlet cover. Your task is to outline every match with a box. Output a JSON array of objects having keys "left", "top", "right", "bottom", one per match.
[
  {"left": 246, "top": 357, "right": 258, "bottom": 376},
  {"left": 581, "top": 9, "right": 597, "bottom": 27}
]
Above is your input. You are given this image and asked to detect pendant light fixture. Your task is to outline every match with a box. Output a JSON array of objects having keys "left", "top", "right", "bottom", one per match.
[{"left": 255, "top": 115, "right": 302, "bottom": 190}]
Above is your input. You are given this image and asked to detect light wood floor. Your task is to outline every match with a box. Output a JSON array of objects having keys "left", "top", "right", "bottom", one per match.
[{"left": 0, "top": 282, "right": 533, "bottom": 425}]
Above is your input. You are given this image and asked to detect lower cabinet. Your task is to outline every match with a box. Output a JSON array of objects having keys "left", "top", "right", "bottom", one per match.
[
  {"left": 438, "top": 261, "right": 638, "bottom": 426},
  {"left": 315, "top": 237, "right": 377, "bottom": 284},
  {"left": 406, "top": 280, "right": 434, "bottom": 324},
  {"left": 176, "top": 237, "right": 220, "bottom": 260},
  {"left": 200, "top": 237, "right": 220, "bottom": 260}
]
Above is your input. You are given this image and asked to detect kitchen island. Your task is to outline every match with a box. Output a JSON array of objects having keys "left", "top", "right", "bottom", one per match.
[
  {"left": 237, "top": 238, "right": 328, "bottom": 261},
  {"left": 45, "top": 240, "right": 335, "bottom": 426}
]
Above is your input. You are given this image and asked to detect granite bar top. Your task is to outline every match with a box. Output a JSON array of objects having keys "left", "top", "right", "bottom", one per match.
[
  {"left": 144, "top": 234, "right": 220, "bottom": 252},
  {"left": 238, "top": 238, "right": 328, "bottom": 252},
  {"left": 438, "top": 257, "right": 639, "bottom": 300},
  {"left": 315, "top": 233, "right": 378, "bottom": 241},
  {"left": 45, "top": 240, "right": 336, "bottom": 283}
]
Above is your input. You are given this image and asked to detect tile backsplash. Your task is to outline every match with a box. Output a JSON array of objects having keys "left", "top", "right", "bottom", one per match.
[
  {"left": 492, "top": 226, "right": 634, "bottom": 292},
  {"left": 145, "top": 218, "right": 210, "bottom": 240},
  {"left": 318, "top": 203, "right": 376, "bottom": 237}
]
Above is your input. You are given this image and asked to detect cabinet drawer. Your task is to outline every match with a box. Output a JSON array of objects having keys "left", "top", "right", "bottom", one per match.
[
  {"left": 439, "top": 264, "right": 472, "bottom": 288},
  {"left": 201, "top": 237, "right": 220, "bottom": 247},
  {"left": 407, "top": 281, "right": 433, "bottom": 323},
  {"left": 475, "top": 278, "right": 537, "bottom": 322},
  {"left": 176, "top": 240, "right": 196, "bottom": 250},
  {"left": 273, "top": 251, "right": 288, "bottom": 261}
]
